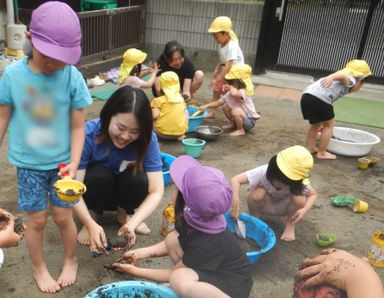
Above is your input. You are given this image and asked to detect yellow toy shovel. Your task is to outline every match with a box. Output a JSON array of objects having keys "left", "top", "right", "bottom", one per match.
[{"left": 53, "top": 163, "right": 86, "bottom": 203}]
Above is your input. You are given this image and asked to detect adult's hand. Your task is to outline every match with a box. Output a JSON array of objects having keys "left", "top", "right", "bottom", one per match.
[{"left": 118, "top": 223, "right": 136, "bottom": 248}]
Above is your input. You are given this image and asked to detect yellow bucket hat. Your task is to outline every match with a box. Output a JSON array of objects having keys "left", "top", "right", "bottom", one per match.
[
  {"left": 225, "top": 64, "right": 254, "bottom": 96},
  {"left": 276, "top": 145, "right": 313, "bottom": 185},
  {"left": 118, "top": 48, "right": 147, "bottom": 84},
  {"left": 337, "top": 59, "right": 371, "bottom": 78},
  {"left": 160, "top": 71, "right": 183, "bottom": 103},
  {"left": 208, "top": 16, "right": 238, "bottom": 42}
]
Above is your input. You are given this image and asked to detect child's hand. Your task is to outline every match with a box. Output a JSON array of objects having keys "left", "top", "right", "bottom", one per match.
[
  {"left": 149, "top": 61, "right": 160, "bottom": 74},
  {"left": 118, "top": 224, "right": 136, "bottom": 248},
  {"left": 209, "top": 78, "right": 217, "bottom": 89},
  {"left": 58, "top": 162, "right": 77, "bottom": 179},
  {"left": 289, "top": 208, "right": 306, "bottom": 224},
  {"left": 222, "top": 84, "right": 230, "bottom": 93},
  {"left": 230, "top": 199, "right": 240, "bottom": 220},
  {"left": 112, "top": 262, "right": 138, "bottom": 275},
  {"left": 116, "top": 250, "right": 139, "bottom": 265},
  {"left": 321, "top": 74, "right": 335, "bottom": 88},
  {"left": 199, "top": 105, "right": 207, "bottom": 111}
]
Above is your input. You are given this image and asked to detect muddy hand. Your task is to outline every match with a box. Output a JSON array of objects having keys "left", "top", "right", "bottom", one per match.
[
  {"left": 116, "top": 250, "right": 138, "bottom": 265},
  {"left": 118, "top": 224, "right": 136, "bottom": 248}
]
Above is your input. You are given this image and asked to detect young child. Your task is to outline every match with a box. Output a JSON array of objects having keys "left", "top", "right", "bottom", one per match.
[
  {"left": 301, "top": 59, "right": 371, "bottom": 159},
  {"left": 207, "top": 16, "right": 244, "bottom": 118},
  {"left": 150, "top": 71, "right": 188, "bottom": 140},
  {"left": 0, "top": 2, "right": 92, "bottom": 293},
  {"left": 230, "top": 145, "right": 316, "bottom": 242},
  {"left": 112, "top": 155, "right": 253, "bottom": 298},
  {"left": 118, "top": 48, "right": 160, "bottom": 89},
  {"left": 199, "top": 64, "right": 260, "bottom": 136}
]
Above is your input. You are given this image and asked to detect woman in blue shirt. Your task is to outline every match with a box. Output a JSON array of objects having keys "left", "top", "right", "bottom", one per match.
[{"left": 73, "top": 86, "right": 164, "bottom": 252}]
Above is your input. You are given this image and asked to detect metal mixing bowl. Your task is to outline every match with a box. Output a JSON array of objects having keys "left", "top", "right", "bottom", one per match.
[{"left": 195, "top": 125, "right": 223, "bottom": 141}]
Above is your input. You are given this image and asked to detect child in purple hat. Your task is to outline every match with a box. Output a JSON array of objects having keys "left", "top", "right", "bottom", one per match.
[
  {"left": 0, "top": 1, "right": 92, "bottom": 293},
  {"left": 112, "top": 155, "right": 253, "bottom": 298}
]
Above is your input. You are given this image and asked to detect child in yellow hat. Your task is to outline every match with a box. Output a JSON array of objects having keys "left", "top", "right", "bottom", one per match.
[
  {"left": 199, "top": 64, "right": 260, "bottom": 136},
  {"left": 118, "top": 48, "right": 160, "bottom": 90},
  {"left": 207, "top": 16, "right": 244, "bottom": 118},
  {"left": 301, "top": 59, "right": 371, "bottom": 159},
  {"left": 150, "top": 71, "right": 188, "bottom": 140},
  {"left": 230, "top": 145, "right": 317, "bottom": 242}
]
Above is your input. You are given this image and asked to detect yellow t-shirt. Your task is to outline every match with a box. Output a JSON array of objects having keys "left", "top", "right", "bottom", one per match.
[{"left": 151, "top": 95, "right": 188, "bottom": 135}]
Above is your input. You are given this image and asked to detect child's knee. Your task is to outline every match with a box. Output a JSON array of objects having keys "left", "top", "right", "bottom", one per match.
[
  {"left": 28, "top": 213, "right": 48, "bottom": 230},
  {"left": 291, "top": 195, "right": 306, "bottom": 209},
  {"left": 247, "top": 187, "right": 268, "bottom": 204},
  {"left": 52, "top": 209, "right": 73, "bottom": 227}
]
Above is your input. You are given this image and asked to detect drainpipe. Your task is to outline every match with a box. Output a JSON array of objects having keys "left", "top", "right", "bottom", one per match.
[{"left": 6, "top": 0, "right": 15, "bottom": 25}]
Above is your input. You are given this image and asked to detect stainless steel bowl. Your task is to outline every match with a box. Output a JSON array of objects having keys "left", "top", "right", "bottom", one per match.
[{"left": 195, "top": 125, "right": 223, "bottom": 141}]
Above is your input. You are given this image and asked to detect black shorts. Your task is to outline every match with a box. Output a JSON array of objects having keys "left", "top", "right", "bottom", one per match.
[{"left": 300, "top": 93, "right": 334, "bottom": 124}]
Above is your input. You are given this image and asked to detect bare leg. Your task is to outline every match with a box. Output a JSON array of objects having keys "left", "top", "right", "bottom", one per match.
[
  {"left": 26, "top": 210, "right": 61, "bottom": 293},
  {"left": 281, "top": 195, "right": 306, "bottom": 242},
  {"left": 221, "top": 104, "right": 234, "bottom": 129},
  {"left": 207, "top": 91, "right": 220, "bottom": 118},
  {"left": 190, "top": 70, "right": 204, "bottom": 97},
  {"left": 116, "top": 207, "right": 150, "bottom": 235},
  {"left": 247, "top": 187, "right": 269, "bottom": 218},
  {"left": 230, "top": 107, "right": 246, "bottom": 137},
  {"left": 52, "top": 207, "right": 78, "bottom": 287},
  {"left": 165, "top": 230, "right": 183, "bottom": 264},
  {"left": 306, "top": 122, "right": 322, "bottom": 154},
  {"left": 317, "top": 118, "right": 336, "bottom": 159},
  {"left": 77, "top": 209, "right": 97, "bottom": 246},
  {"left": 170, "top": 268, "right": 230, "bottom": 298}
]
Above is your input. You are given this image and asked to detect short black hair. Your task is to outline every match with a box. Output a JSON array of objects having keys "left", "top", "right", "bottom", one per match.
[
  {"left": 98, "top": 86, "right": 153, "bottom": 173},
  {"left": 174, "top": 190, "right": 190, "bottom": 234},
  {"left": 266, "top": 155, "right": 305, "bottom": 195},
  {"left": 226, "top": 79, "right": 246, "bottom": 89}
]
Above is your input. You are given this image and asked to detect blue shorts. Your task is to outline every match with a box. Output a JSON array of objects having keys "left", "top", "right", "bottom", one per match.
[
  {"left": 17, "top": 168, "right": 76, "bottom": 212},
  {"left": 243, "top": 116, "right": 256, "bottom": 131}
]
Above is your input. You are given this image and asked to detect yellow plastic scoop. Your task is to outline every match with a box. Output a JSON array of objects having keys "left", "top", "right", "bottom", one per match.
[
  {"left": 53, "top": 163, "right": 86, "bottom": 203},
  {"left": 191, "top": 110, "right": 203, "bottom": 117}
]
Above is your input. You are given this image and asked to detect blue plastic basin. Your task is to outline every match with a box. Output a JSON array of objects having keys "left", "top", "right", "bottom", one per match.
[
  {"left": 187, "top": 105, "right": 208, "bottom": 133},
  {"left": 84, "top": 281, "right": 179, "bottom": 297},
  {"left": 225, "top": 212, "right": 276, "bottom": 263},
  {"left": 160, "top": 152, "right": 176, "bottom": 186}
]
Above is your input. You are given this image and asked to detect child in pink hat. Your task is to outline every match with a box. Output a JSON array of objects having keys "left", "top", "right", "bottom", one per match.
[
  {"left": 0, "top": 1, "right": 92, "bottom": 293},
  {"left": 112, "top": 155, "right": 253, "bottom": 298}
]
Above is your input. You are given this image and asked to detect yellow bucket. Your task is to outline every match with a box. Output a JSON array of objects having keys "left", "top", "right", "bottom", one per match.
[
  {"left": 368, "top": 232, "right": 384, "bottom": 268},
  {"left": 357, "top": 157, "right": 370, "bottom": 170},
  {"left": 352, "top": 199, "right": 369, "bottom": 213},
  {"left": 161, "top": 204, "right": 175, "bottom": 236},
  {"left": 53, "top": 177, "right": 86, "bottom": 203}
]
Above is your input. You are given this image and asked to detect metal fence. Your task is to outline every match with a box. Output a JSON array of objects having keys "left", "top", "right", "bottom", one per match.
[
  {"left": 18, "top": 5, "right": 145, "bottom": 64},
  {"left": 276, "top": 0, "right": 384, "bottom": 81}
]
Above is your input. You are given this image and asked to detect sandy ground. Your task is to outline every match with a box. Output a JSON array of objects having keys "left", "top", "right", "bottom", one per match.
[{"left": 0, "top": 77, "right": 383, "bottom": 298}]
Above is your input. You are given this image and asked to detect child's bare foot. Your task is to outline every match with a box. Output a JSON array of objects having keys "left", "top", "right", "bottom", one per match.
[
  {"left": 280, "top": 223, "right": 296, "bottom": 242},
  {"left": 222, "top": 122, "right": 235, "bottom": 129},
  {"left": 307, "top": 147, "right": 319, "bottom": 154},
  {"left": 177, "top": 135, "right": 186, "bottom": 141},
  {"left": 77, "top": 225, "right": 90, "bottom": 245},
  {"left": 316, "top": 151, "right": 337, "bottom": 160},
  {"left": 116, "top": 211, "right": 151, "bottom": 235},
  {"left": 230, "top": 129, "right": 245, "bottom": 136},
  {"left": 57, "top": 258, "right": 78, "bottom": 287},
  {"left": 135, "top": 222, "right": 151, "bottom": 235},
  {"left": 33, "top": 264, "right": 61, "bottom": 293}
]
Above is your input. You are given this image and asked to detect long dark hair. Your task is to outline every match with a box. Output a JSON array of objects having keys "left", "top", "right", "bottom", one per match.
[
  {"left": 130, "top": 64, "right": 142, "bottom": 77},
  {"left": 226, "top": 79, "right": 246, "bottom": 89},
  {"left": 97, "top": 86, "right": 153, "bottom": 173},
  {"left": 266, "top": 155, "right": 305, "bottom": 195},
  {"left": 174, "top": 190, "right": 189, "bottom": 234},
  {"left": 162, "top": 40, "right": 185, "bottom": 64}
]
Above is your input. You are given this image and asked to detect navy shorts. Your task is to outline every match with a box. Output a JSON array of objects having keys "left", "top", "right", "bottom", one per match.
[
  {"left": 300, "top": 93, "right": 334, "bottom": 124},
  {"left": 17, "top": 168, "right": 76, "bottom": 212},
  {"left": 243, "top": 117, "right": 257, "bottom": 131}
]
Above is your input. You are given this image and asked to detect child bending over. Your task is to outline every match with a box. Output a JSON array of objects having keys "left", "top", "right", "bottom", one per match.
[
  {"left": 118, "top": 48, "right": 160, "bottom": 89},
  {"left": 0, "top": 2, "right": 92, "bottom": 292},
  {"left": 231, "top": 146, "right": 316, "bottom": 242},
  {"left": 207, "top": 16, "right": 244, "bottom": 118},
  {"left": 112, "top": 155, "right": 253, "bottom": 298},
  {"left": 151, "top": 71, "right": 188, "bottom": 141},
  {"left": 199, "top": 64, "right": 260, "bottom": 136},
  {"left": 301, "top": 59, "right": 371, "bottom": 159}
]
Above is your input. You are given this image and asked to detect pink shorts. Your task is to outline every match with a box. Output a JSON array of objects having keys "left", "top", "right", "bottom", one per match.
[{"left": 213, "top": 78, "right": 227, "bottom": 95}]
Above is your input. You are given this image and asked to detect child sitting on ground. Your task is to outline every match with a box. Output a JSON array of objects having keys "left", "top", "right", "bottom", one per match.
[
  {"left": 207, "top": 16, "right": 244, "bottom": 118},
  {"left": 118, "top": 48, "right": 160, "bottom": 89},
  {"left": 300, "top": 59, "right": 371, "bottom": 159},
  {"left": 112, "top": 155, "right": 253, "bottom": 298},
  {"left": 230, "top": 145, "right": 317, "bottom": 242},
  {"left": 199, "top": 64, "right": 260, "bottom": 136},
  {"left": 151, "top": 71, "right": 188, "bottom": 140}
]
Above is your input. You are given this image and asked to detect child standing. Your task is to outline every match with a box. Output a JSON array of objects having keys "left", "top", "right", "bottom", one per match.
[
  {"left": 151, "top": 71, "right": 188, "bottom": 140},
  {"left": 118, "top": 48, "right": 160, "bottom": 89},
  {"left": 199, "top": 64, "right": 260, "bottom": 136},
  {"left": 113, "top": 155, "right": 253, "bottom": 298},
  {"left": 230, "top": 146, "right": 316, "bottom": 242},
  {"left": 0, "top": 2, "right": 92, "bottom": 293},
  {"left": 207, "top": 16, "right": 244, "bottom": 118},
  {"left": 300, "top": 59, "right": 371, "bottom": 159}
]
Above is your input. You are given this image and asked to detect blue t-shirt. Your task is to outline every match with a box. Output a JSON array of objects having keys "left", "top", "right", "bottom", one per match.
[
  {"left": 79, "top": 118, "right": 162, "bottom": 175},
  {"left": 0, "top": 58, "right": 92, "bottom": 170}
]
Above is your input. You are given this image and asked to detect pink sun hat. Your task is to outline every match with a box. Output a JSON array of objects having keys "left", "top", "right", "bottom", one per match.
[
  {"left": 170, "top": 155, "right": 232, "bottom": 234},
  {"left": 29, "top": 1, "right": 82, "bottom": 65}
]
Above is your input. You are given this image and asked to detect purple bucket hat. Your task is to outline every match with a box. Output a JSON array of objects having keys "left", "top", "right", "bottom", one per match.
[
  {"left": 170, "top": 155, "right": 232, "bottom": 234},
  {"left": 30, "top": 1, "right": 82, "bottom": 65}
]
